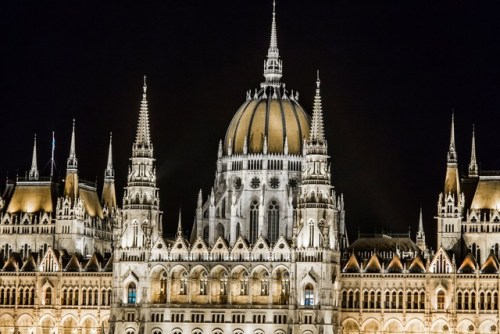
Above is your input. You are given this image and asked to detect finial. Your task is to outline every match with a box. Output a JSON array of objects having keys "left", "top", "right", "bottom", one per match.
[
  {"left": 217, "top": 140, "right": 223, "bottom": 158},
  {"left": 262, "top": 0, "right": 283, "bottom": 86},
  {"left": 447, "top": 112, "right": 457, "bottom": 164},
  {"left": 28, "top": 134, "right": 39, "bottom": 180},
  {"left": 143, "top": 75, "right": 147, "bottom": 94},
  {"left": 197, "top": 189, "right": 203, "bottom": 208},
  {"left": 316, "top": 69, "right": 320, "bottom": 88},
  {"left": 468, "top": 124, "right": 478, "bottom": 177},
  {"left": 284, "top": 135, "right": 289, "bottom": 155}
]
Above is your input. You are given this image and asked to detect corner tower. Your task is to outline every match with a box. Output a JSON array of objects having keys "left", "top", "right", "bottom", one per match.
[
  {"left": 119, "top": 77, "right": 162, "bottom": 249},
  {"left": 437, "top": 114, "right": 464, "bottom": 252}
]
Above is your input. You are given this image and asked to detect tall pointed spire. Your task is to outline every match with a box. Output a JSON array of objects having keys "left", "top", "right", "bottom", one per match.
[
  {"left": 310, "top": 70, "right": 325, "bottom": 142},
  {"left": 447, "top": 113, "right": 457, "bottom": 164},
  {"left": 468, "top": 125, "right": 478, "bottom": 177},
  {"left": 105, "top": 132, "right": 114, "bottom": 181},
  {"left": 416, "top": 206, "right": 426, "bottom": 252},
  {"left": 262, "top": 0, "right": 283, "bottom": 87},
  {"left": 28, "top": 134, "right": 39, "bottom": 180},
  {"left": 177, "top": 209, "right": 183, "bottom": 237},
  {"left": 133, "top": 76, "right": 153, "bottom": 157},
  {"left": 67, "top": 119, "right": 78, "bottom": 170}
]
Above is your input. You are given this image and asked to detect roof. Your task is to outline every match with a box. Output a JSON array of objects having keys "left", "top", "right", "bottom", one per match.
[
  {"left": 387, "top": 254, "right": 403, "bottom": 273},
  {"left": 458, "top": 253, "right": 477, "bottom": 273},
  {"left": 470, "top": 176, "right": 500, "bottom": 210},
  {"left": 79, "top": 185, "right": 104, "bottom": 219},
  {"left": 224, "top": 89, "right": 310, "bottom": 155},
  {"left": 348, "top": 235, "right": 420, "bottom": 253},
  {"left": 343, "top": 253, "right": 360, "bottom": 273},
  {"left": 365, "top": 253, "right": 382, "bottom": 273},
  {"left": 6, "top": 181, "right": 54, "bottom": 213},
  {"left": 408, "top": 255, "right": 426, "bottom": 273}
]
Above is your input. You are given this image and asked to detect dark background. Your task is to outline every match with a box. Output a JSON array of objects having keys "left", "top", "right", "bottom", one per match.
[{"left": 2, "top": 1, "right": 500, "bottom": 249}]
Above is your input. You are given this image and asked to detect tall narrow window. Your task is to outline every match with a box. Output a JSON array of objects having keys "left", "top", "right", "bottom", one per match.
[
  {"left": 200, "top": 272, "right": 208, "bottom": 296},
  {"left": 437, "top": 291, "right": 445, "bottom": 309},
  {"left": 180, "top": 272, "right": 188, "bottom": 295},
  {"left": 267, "top": 200, "right": 280, "bottom": 243},
  {"left": 45, "top": 287, "right": 52, "bottom": 305},
  {"left": 240, "top": 273, "right": 248, "bottom": 295},
  {"left": 133, "top": 222, "right": 139, "bottom": 247},
  {"left": 128, "top": 283, "right": 137, "bottom": 304},
  {"left": 304, "top": 284, "right": 314, "bottom": 306},
  {"left": 309, "top": 220, "right": 315, "bottom": 247},
  {"left": 249, "top": 200, "right": 259, "bottom": 244},
  {"left": 220, "top": 273, "right": 228, "bottom": 296},
  {"left": 261, "top": 273, "right": 269, "bottom": 295}
]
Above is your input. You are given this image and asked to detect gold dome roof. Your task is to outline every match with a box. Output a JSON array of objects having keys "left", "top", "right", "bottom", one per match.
[{"left": 224, "top": 88, "right": 310, "bottom": 155}]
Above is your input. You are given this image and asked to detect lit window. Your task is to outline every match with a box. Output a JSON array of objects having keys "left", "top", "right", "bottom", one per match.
[
  {"left": 305, "top": 284, "right": 314, "bottom": 305},
  {"left": 128, "top": 283, "right": 137, "bottom": 304}
]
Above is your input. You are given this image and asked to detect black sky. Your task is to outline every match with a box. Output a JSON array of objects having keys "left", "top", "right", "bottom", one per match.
[{"left": 2, "top": 1, "right": 500, "bottom": 248}]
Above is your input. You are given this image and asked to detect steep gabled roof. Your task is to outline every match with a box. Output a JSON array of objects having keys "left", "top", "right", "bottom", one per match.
[
  {"left": 365, "top": 253, "right": 382, "bottom": 273},
  {"left": 408, "top": 255, "right": 426, "bottom": 273},
  {"left": 458, "top": 253, "right": 477, "bottom": 273},
  {"left": 481, "top": 253, "right": 499, "bottom": 274},
  {"left": 64, "top": 253, "right": 82, "bottom": 272},
  {"left": 343, "top": 253, "right": 360, "bottom": 273},
  {"left": 84, "top": 253, "right": 101, "bottom": 272},
  {"left": 387, "top": 254, "right": 403, "bottom": 273}
]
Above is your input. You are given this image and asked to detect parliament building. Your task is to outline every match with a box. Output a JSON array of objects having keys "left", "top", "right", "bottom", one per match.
[{"left": 0, "top": 3, "right": 499, "bottom": 334}]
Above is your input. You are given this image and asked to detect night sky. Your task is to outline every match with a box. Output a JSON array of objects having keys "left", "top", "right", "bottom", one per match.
[{"left": 2, "top": 1, "right": 500, "bottom": 249}]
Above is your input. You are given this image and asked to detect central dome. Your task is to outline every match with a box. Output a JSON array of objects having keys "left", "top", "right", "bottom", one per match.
[{"left": 224, "top": 86, "right": 310, "bottom": 155}]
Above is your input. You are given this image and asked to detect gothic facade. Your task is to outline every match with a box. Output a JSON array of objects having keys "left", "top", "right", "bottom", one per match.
[{"left": 1, "top": 2, "right": 500, "bottom": 334}]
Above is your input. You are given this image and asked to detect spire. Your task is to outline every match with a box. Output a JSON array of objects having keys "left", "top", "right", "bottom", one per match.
[
  {"left": 28, "top": 134, "right": 39, "bottom": 180},
  {"left": 262, "top": 0, "right": 283, "bottom": 86},
  {"left": 416, "top": 206, "right": 426, "bottom": 252},
  {"left": 67, "top": 119, "right": 78, "bottom": 171},
  {"left": 310, "top": 70, "right": 325, "bottom": 142},
  {"left": 447, "top": 113, "right": 457, "bottom": 164},
  {"left": 468, "top": 125, "right": 478, "bottom": 177},
  {"left": 105, "top": 132, "right": 114, "bottom": 180},
  {"left": 177, "top": 209, "right": 183, "bottom": 237},
  {"left": 133, "top": 76, "right": 153, "bottom": 156}
]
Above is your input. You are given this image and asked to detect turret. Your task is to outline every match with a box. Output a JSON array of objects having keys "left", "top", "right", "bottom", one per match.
[
  {"left": 28, "top": 134, "right": 39, "bottom": 181},
  {"left": 468, "top": 125, "right": 478, "bottom": 177},
  {"left": 261, "top": 0, "right": 282, "bottom": 87},
  {"left": 102, "top": 133, "right": 117, "bottom": 210},
  {"left": 64, "top": 119, "right": 79, "bottom": 199},
  {"left": 416, "top": 207, "right": 426, "bottom": 252},
  {"left": 437, "top": 114, "right": 464, "bottom": 252}
]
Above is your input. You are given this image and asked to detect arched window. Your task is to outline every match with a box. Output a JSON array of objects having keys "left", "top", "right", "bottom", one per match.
[
  {"left": 240, "top": 273, "right": 248, "bottom": 295},
  {"left": 128, "top": 282, "right": 137, "bottom": 304},
  {"left": 261, "top": 273, "right": 269, "bottom": 295},
  {"left": 267, "top": 200, "right": 279, "bottom": 243},
  {"left": 236, "top": 223, "right": 241, "bottom": 237},
  {"left": 44, "top": 287, "right": 52, "bottom": 305},
  {"left": 304, "top": 284, "right": 314, "bottom": 305},
  {"left": 249, "top": 200, "right": 259, "bottom": 243},
  {"left": 133, "top": 222, "right": 139, "bottom": 247},
  {"left": 437, "top": 291, "right": 445, "bottom": 309},
  {"left": 180, "top": 272, "right": 188, "bottom": 295}
]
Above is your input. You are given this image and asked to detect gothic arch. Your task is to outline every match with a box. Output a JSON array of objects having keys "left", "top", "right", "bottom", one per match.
[
  {"left": 384, "top": 318, "right": 404, "bottom": 333},
  {"left": 342, "top": 318, "right": 360, "bottom": 334},
  {"left": 405, "top": 319, "right": 426, "bottom": 334},
  {"left": 457, "top": 319, "right": 475, "bottom": 334},
  {"left": 431, "top": 319, "right": 450, "bottom": 333},
  {"left": 479, "top": 319, "right": 497, "bottom": 333},
  {"left": 16, "top": 313, "right": 34, "bottom": 334},
  {"left": 361, "top": 318, "right": 381, "bottom": 333}
]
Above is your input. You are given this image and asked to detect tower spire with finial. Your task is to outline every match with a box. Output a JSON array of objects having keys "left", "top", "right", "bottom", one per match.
[
  {"left": 67, "top": 119, "right": 78, "bottom": 170},
  {"left": 105, "top": 132, "right": 114, "bottom": 181},
  {"left": 310, "top": 70, "right": 325, "bottom": 142},
  {"left": 416, "top": 206, "right": 426, "bottom": 252},
  {"left": 447, "top": 112, "right": 457, "bottom": 164},
  {"left": 28, "top": 134, "right": 39, "bottom": 180},
  {"left": 262, "top": 0, "right": 282, "bottom": 87},
  {"left": 133, "top": 75, "right": 153, "bottom": 157},
  {"left": 177, "top": 209, "right": 183, "bottom": 237},
  {"left": 468, "top": 124, "right": 478, "bottom": 177}
]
